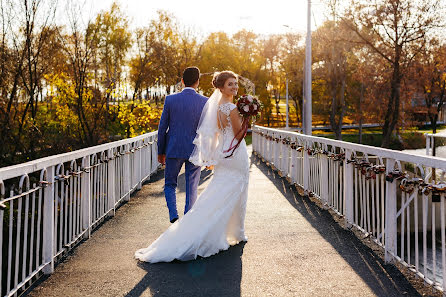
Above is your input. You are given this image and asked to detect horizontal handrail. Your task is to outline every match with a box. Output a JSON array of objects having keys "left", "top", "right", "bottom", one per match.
[
  {"left": 0, "top": 131, "right": 157, "bottom": 181},
  {"left": 259, "top": 127, "right": 446, "bottom": 168}
]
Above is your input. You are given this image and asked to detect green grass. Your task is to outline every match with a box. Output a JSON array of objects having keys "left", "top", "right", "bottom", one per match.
[
  {"left": 245, "top": 133, "right": 252, "bottom": 146},
  {"left": 318, "top": 131, "right": 428, "bottom": 150}
]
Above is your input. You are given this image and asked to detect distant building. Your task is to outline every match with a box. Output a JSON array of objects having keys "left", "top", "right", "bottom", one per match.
[{"left": 409, "top": 92, "right": 446, "bottom": 124}]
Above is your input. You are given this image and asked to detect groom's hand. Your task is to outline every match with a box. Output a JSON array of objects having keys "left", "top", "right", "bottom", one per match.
[{"left": 158, "top": 154, "right": 166, "bottom": 165}]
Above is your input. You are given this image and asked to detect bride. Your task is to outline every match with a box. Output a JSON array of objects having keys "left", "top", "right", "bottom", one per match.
[{"left": 135, "top": 71, "right": 250, "bottom": 263}]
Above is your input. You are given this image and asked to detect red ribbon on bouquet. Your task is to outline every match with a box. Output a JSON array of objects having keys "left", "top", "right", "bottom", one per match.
[{"left": 223, "top": 117, "right": 250, "bottom": 158}]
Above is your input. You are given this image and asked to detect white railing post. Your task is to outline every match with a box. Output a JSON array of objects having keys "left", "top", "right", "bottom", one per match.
[
  {"left": 320, "top": 145, "right": 329, "bottom": 207},
  {"left": 267, "top": 132, "right": 272, "bottom": 162},
  {"left": 82, "top": 156, "right": 91, "bottom": 238},
  {"left": 344, "top": 149, "right": 354, "bottom": 226},
  {"left": 431, "top": 135, "right": 434, "bottom": 156},
  {"left": 425, "top": 134, "right": 432, "bottom": 156},
  {"left": 124, "top": 144, "right": 131, "bottom": 201},
  {"left": 136, "top": 141, "right": 142, "bottom": 190},
  {"left": 42, "top": 166, "right": 54, "bottom": 274},
  {"left": 264, "top": 132, "right": 269, "bottom": 161},
  {"left": 303, "top": 141, "right": 309, "bottom": 195},
  {"left": 280, "top": 135, "right": 285, "bottom": 173},
  {"left": 252, "top": 128, "right": 257, "bottom": 152},
  {"left": 107, "top": 149, "right": 116, "bottom": 217},
  {"left": 147, "top": 141, "right": 152, "bottom": 179},
  {"left": 385, "top": 158, "right": 397, "bottom": 263},
  {"left": 274, "top": 135, "right": 280, "bottom": 170},
  {"left": 284, "top": 139, "right": 290, "bottom": 177},
  {"left": 290, "top": 136, "right": 298, "bottom": 184},
  {"left": 152, "top": 137, "right": 158, "bottom": 174}
]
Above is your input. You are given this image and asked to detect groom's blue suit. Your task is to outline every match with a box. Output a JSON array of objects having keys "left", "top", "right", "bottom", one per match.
[{"left": 157, "top": 88, "right": 208, "bottom": 221}]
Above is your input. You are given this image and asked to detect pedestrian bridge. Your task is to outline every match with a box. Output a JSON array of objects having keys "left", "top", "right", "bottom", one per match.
[{"left": 1, "top": 127, "right": 445, "bottom": 296}]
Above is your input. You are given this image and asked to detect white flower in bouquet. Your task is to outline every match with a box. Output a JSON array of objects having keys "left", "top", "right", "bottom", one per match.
[
  {"left": 247, "top": 95, "right": 253, "bottom": 103},
  {"left": 243, "top": 105, "right": 250, "bottom": 112}
]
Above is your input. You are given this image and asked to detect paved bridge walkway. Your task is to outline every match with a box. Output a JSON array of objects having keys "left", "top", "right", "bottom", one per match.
[{"left": 27, "top": 148, "right": 425, "bottom": 297}]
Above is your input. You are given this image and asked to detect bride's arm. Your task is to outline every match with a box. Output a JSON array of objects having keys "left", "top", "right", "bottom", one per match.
[{"left": 229, "top": 109, "right": 243, "bottom": 140}]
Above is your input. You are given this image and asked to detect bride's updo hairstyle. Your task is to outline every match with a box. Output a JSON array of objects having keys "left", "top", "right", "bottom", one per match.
[{"left": 212, "top": 71, "right": 238, "bottom": 89}]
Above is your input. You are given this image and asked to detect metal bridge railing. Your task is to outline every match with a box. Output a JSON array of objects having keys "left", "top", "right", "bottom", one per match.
[
  {"left": 0, "top": 131, "right": 159, "bottom": 297},
  {"left": 253, "top": 126, "right": 446, "bottom": 292}
]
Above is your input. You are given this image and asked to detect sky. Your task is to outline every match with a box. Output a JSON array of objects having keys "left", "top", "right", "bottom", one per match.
[{"left": 76, "top": 0, "right": 327, "bottom": 36}]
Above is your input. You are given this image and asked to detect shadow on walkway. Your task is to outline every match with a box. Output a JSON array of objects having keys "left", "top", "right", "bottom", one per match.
[
  {"left": 125, "top": 165, "right": 242, "bottom": 297},
  {"left": 250, "top": 153, "right": 421, "bottom": 297},
  {"left": 125, "top": 243, "right": 245, "bottom": 297}
]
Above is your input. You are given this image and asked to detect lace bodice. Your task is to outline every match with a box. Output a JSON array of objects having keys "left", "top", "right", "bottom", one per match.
[{"left": 218, "top": 102, "right": 237, "bottom": 137}]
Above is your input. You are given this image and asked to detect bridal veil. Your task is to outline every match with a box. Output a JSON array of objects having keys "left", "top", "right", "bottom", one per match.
[{"left": 189, "top": 89, "right": 223, "bottom": 166}]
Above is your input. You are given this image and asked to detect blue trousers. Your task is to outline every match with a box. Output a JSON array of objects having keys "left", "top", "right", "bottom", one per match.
[{"left": 164, "top": 158, "right": 201, "bottom": 221}]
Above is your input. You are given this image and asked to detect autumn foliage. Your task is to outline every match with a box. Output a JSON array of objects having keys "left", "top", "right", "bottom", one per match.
[{"left": 1, "top": 0, "right": 445, "bottom": 167}]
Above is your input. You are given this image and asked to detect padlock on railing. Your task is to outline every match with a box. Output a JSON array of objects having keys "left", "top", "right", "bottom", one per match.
[{"left": 385, "top": 170, "right": 406, "bottom": 183}]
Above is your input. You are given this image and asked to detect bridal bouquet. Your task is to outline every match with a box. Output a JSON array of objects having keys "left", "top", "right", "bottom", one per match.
[
  {"left": 224, "top": 94, "right": 262, "bottom": 158},
  {"left": 236, "top": 94, "right": 261, "bottom": 118}
]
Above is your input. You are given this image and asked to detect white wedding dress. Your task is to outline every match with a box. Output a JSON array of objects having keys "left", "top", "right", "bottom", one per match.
[{"left": 135, "top": 102, "right": 249, "bottom": 263}]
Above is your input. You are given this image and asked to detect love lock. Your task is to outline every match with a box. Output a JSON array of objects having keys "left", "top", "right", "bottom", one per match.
[
  {"left": 334, "top": 153, "right": 345, "bottom": 162},
  {"left": 399, "top": 183, "right": 414, "bottom": 193},
  {"left": 365, "top": 168, "right": 376, "bottom": 180},
  {"left": 385, "top": 173, "right": 395, "bottom": 182},
  {"left": 385, "top": 170, "right": 406, "bottom": 183},
  {"left": 432, "top": 193, "right": 441, "bottom": 202},
  {"left": 346, "top": 158, "right": 356, "bottom": 165},
  {"left": 373, "top": 165, "right": 386, "bottom": 174},
  {"left": 432, "top": 184, "right": 446, "bottom": 202}
]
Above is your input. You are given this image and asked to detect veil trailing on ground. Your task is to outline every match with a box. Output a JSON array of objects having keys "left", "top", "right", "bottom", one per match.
[{"left": 189, "top": 89, "right": 223, "bottom": 166}]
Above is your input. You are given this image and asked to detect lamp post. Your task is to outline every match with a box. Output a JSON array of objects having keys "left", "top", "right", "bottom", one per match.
[{"left": 303, "top": 0, "right": 312, "bottom": 135}]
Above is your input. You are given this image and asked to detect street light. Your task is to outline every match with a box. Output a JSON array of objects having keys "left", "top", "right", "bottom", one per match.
[{"left": 303, "top": 0, "right": 312, "bottom": 135}]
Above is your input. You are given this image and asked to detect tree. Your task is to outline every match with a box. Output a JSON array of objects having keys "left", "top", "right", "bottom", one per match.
[
  {"left": 90, "top": 2, "right": 131, "bottom": 130},
  {"left": 314, "top": 20, "right": 357, "bottom": 139},
  {"left": 411, "top": 40, "right": 446, "bottom": 136},
  {"left": 0, "top": 0, "right": 58, "bottom": 164},
  {"left": 58, "top": 0, "right": 106, "bottom": 146},
  {"left": 343, "top": 0, "right": 445, "bottom": 147},
  {"left": 129, "top": 28, "right": 157, "bottom": 102},
  {"left": 280, "top": 32, "right": 304, "bottom": 127},
  {"left": 261, "top": 34, "right": 283, "bottom": 125}
]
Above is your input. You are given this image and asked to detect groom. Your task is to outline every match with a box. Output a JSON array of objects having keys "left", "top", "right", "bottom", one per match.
[{"left": 157, "top": 67, "right": 208, "bottom": 223}]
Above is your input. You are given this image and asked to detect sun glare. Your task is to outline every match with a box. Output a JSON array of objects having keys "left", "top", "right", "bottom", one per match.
[{"left": 78, "top": 0, "right": 324, "bottom": 35}]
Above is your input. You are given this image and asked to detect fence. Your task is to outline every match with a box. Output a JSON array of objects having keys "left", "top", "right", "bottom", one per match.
[
  {"left": 0, "top": 132, "right": 159, "bottom": 297},
  {"left": 253, "top": 126, "right": 446, "bottom": 292},
  {"left": 426, "top": 133, "right": 446, "bottom": 158}
]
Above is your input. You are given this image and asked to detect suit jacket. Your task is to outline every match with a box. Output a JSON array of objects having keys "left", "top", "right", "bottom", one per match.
[{"left": 157, "top": 88, "right": 208, "bottom": 159}]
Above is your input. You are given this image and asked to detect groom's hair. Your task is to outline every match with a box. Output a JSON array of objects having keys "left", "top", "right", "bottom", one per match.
[{"left": 183, "top": 67, "right": 200, "bottom": 87}]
